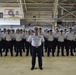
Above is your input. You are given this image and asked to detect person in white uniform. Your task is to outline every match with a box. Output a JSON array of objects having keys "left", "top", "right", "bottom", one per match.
[
  {"left": 27, "top": 27, "right": 44, "bottom": 70},
  {"left": 1, "top": 28, "right": 7, "bottom": 52},
  {"left": 25, "top": 30, "right": 32, "bottom": 56},
  {"left": 4, "top": 29, "right": 13, "bottom": 56},
  {"left": 57, "top": 30, "right": 65, "bottom": 56},
  {"left": 47, "top": 30, "right": 55, "bottom": 57},
  {"left": 11, "top": 29, "right": 16, "bottom": 52},
  {"left": 53, "top": 28, "right": 59, "bottom": 52},
  {"left": 66, "top": 28, "right": 74, "bottom": 56},
  {"left": 15, "top": 29, "right": 23, "bottom": 57}
]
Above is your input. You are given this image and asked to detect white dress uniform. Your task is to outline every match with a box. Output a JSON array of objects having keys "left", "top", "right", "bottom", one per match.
[
  {"left": 27, "top": 34, "right": 44, "bottom": 47},
  {"left": 1, "top": 32, "right": 6, "bottom": 40},
  {"left": 27, "top": 34, "right": 44, "bottom": 69},
  {"left": 1, "top": 32, "right": 7, "bottom": 51},
  {"left": 66, "top": 32, "right": 74, "bottom": 41},
  {"left": 53, "top": 32, "right": 59, "bottom": 39},
  {"left": 58, "top": 33, "right": 65, "bottom": 42},
  {"left": 15, "top": 33, "right": 23, "bottom": 56},
  {"left": 11, "top": 32, "right": 16, "bottom": 52},
  {"left": 66, "top": 32, "right": 74, "bottom": 56},
  {"left": 22, "top": 32, "right": 26, "bottom": 52},
  {"left": 6, "top": 33, "right": 12, "bottom": 42},
  {"left": 15, "top": 33, "right": 23, "bottom": 42},
  {"left": 5, "top": 33, "right": 13, "bottom": 56},
  {"left": 25, "top": 34, "right": 30, "bottom": 41},
  {"left": 57, "top": 33, "right": 65, "bottom": 56},
  {"left": 43, "top": 32, "right": 49, "bottom": 52},
  {"left": 11, "top": 33, "right": 15, "bottom": 40},
  {"left": 47, "top": 33, "right": 54, "bottom": 42},
  {"left": 47, "top": 33, "right": 55, "bottom": 56},
  {"left": 53, "top": 32, "right": 59, "bottom": 51},
  {"left": 63, "top": 32, "right": 68, "bottom": 50}
]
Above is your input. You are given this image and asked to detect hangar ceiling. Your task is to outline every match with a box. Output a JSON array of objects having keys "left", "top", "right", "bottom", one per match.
[{"left": 0, "top": 0, "right": 76, "bottom": 25}]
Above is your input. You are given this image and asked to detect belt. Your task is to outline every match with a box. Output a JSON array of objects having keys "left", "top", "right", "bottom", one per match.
[{"left": 36, "top": 46, "right": 38, "bottom": 48}]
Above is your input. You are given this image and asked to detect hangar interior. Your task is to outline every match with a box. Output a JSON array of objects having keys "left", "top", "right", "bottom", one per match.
[
  {"left": 0, "top": 0, "right": 76, "bottom": 30},
  {"left": 0, "top": 0, "right": 76, "bottom": 75}
]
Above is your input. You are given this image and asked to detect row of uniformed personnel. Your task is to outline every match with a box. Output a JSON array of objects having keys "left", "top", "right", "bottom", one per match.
[
  {"left": 44, "top": 28, "right": 76, "bottom": 57},
  {"left": 0, "top": 27, "right": 76, "bottom": 57},
  {"left": 0, "top": 28, "right": 32, "bottom": 57}
]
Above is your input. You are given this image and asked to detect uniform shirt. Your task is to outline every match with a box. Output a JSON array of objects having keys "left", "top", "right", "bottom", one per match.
[
  {"left": 21, "top": 33, "right": 24, "bottom": 39},
  {"left": 43, "top": 32, "right": 49, "bottom": 38},
  {"left": 6, "top": 33, "right": 12, "bottom": 41},
  {"left": 27, "top": 34, "right": 45, "bottom": 47},
  {"left": 53, "top": 32, "right": 59, "bottom": 39},
  {"left": 66, "top": 32, "right": 74, "bottom": 41},
  {"left": 73, "top": 34, "right": 76, "bottom": 41},
  {"left": 63, "top": 32, "right": 68, "bottom": 39},
  {"left": 39, "top": 32, "right": 43, "bottom": 35},
  {"left": 1, "top": 32, "right": 6, "bottom": 40},
  {"left": 47, "top": 34, "right": 54, "bottom": 41},
  {"left": 11, "top": 33, "right": 15, "bottom": 40},
  {"left": 25, "top": 34, "right": 31, "bottom": 40},
  {"left": 15, "top": 33, "right": 23, "bottom": 42},
  {"left": 58, "top": 33, "right": 65, "bottom": 42}
]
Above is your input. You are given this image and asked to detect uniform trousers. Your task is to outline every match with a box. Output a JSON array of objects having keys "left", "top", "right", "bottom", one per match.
[
  {"left": 2, "top": 39, "right": 6, "bottom": 52},
  {"left": 44, "top": 39, "right": 48, "bottom": 52},
  {"left": 57, "top": 41, "right": 64, "bottom": 56},
  {"left": 54, "top": 38, "right": 58, "bottom": 52},
  {"left": 12, "top": 40, "right": 16, "bottom": 52},
  {"left": 31, "top": 45, "right": 42, "bottom": 68},
  {"left": 15, "top": 41, "right": 22, "bottom": 56},
  {"left": 26, "top": 41, "right": 32, "bottom": 56},
  {"left": 66, "top": 40, "right": 74, "bottom": 56},
  {"left": 41, "top": 43, "right": 44, "bottom": 56},
  {"left": 73, "top": 41, "right": 76, "bottom": 52},
  {"left": 0, "top": 41, "right": 2, "bottom": 56},
  {"left": 47, "top": 41, "right": 55, "bottom": 56},
  {"left": 22, "top": 39, "right": 25, "bottom": 52},
  {"left": 64, "top": 39, "right": 68, "bottom": 52},
  {"left": 5, "top": 41, "right": 13, "bottom": 56}
]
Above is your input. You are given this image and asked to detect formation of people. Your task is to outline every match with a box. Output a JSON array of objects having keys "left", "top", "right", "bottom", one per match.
[{"left": 0, "top": 27, "right": 76, "bottom": 57}]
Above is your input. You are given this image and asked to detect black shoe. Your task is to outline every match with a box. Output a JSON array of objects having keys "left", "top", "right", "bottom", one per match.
[
  {"left": 15, "top": 55, "right": 18, "bottom": 57},
  {"left": 62, "top": 55, "right": 65, "bottom": 56},
  {"left": 4, "top": 55, "right": 7, "bottom": 57},
  {"left": 71, "top": 54, "right": 74, "bottom": 56},
  {"left": 20, "top": 55, "right": 22, "bottom": 57},
  {"left": 26, "top": 55, "right": 28, "bottom": 56},
  {"left": 66, "top": 54, "right": 68, "bottom": 56},
  {"left": 0, "top": 55, "right": 2, "bottom": 57},
  {"left": 39, "top": 67, "right": 43, "bottom": 70},
  {"left": 47, "top": 55, "right": 49, "bottom": 57},
  {"left": 57, "top": 55, "right": 59, "bottom": 57},
  {"left": 52, "top": 55, "right": 55, "bottom": 57},
  {"left": 31, "top": 67, "right": 34, "bottom": 70},
  {"left": 42, "top": 55, "right": 44, "bottom": 57},
  {"left": 11, "top": 55, "right": 13, "bottom": 57}
]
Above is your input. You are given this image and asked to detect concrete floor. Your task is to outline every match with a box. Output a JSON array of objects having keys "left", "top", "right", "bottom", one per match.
[{"left": 0, "top": 53, "right": 76, "bottom": 75}]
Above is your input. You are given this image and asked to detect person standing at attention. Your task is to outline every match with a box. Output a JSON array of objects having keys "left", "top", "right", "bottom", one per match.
[{"left": 27, "top": 27, "right": 45, "bottom": 70}]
